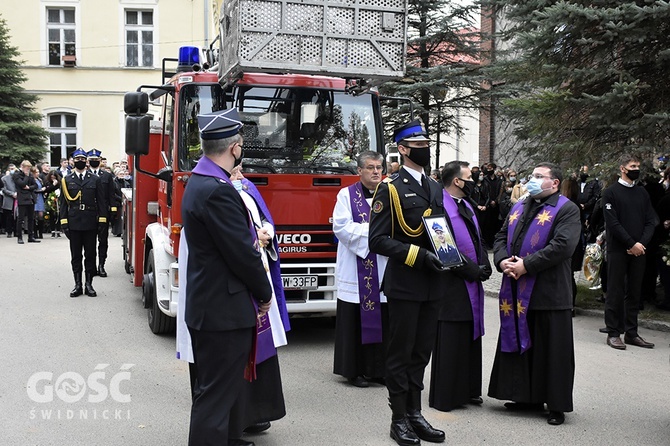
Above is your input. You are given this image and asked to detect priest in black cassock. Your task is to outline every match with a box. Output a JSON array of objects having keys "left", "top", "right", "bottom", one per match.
[
  {"left": 488, "top": 162, "right": 580, "bottom": 426},
  {"left": 429, "top": 161, "right": 491, "bottom": 412}
]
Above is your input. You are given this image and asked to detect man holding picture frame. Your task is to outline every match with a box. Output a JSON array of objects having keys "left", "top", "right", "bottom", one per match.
[{"left": 369, "top": 119, "right": 447, "bottom": 446}]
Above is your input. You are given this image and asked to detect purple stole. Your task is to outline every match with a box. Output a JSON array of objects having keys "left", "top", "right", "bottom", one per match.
[
  {"left": 499, "top": 195, "right": 570, "bottom": 353},
  {"left": 191, "top": 157, "right": 271, "bottom": 379},
  {"left": 442, "top": 192, "right": 485, "bottom": 340},
  {"left": 348, "top": 182, "right": 383, "bottom": 344}
]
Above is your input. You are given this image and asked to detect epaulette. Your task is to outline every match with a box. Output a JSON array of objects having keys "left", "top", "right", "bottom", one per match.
[{"left": 383, "top": 172, "right": 399, "bottom": 183}]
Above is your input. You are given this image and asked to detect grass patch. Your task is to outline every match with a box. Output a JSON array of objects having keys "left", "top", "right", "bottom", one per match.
[{"left": 576, "top": 284, "right": 670, "bottom": 324}]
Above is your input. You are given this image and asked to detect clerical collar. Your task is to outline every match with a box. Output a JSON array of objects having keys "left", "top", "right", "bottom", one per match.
[
  {"left": 618, "top": 177, "right": 635, "bottom": 187},
  {"left": 449, "top": 194, "right": 462, "bottom": 203}
]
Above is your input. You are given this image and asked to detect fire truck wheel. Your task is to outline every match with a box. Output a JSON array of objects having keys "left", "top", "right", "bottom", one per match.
[{"left": 146, "top": 249, "right": 176, "bottom": 334}]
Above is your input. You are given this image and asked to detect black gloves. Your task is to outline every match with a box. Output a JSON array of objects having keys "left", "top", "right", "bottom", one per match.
[
  {"left": 62, "top": 224, "right": 70, "bottom": 239},
  {"left": 452, "top": 255, "right": 481, "bottom": 282},
  {"left": 98, "top": 222, "right": 108, "bottom": 236},
  {"left": 479, "top": 263, "right": 493, "bottom": 282},
  {"left": 423, "top": 251, "right": 445, "bottom": 272}
]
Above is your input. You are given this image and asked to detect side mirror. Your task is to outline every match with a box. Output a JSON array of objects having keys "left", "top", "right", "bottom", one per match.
[
  {"left": 125, "top": 115, "right": 151, "bottom": 156},
  {"left": 124, "top": 92, "right": 149, "bottom": 115}
]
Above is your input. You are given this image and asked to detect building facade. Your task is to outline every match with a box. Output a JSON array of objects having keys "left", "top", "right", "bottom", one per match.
[{"left": 4, "top": 0, "right": 213, "bottom": 165}]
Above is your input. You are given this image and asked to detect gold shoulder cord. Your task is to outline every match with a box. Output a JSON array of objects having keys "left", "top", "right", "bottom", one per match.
[
  {"left": 388, "top": 183, "right": 431, "bottom": 237},
  {"left": 61, "top": 177, "right": 81, "bottom": 202}
]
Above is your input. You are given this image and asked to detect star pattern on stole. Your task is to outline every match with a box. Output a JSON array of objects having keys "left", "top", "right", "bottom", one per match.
[{"left": 535, "top": 209, "right": 553, "bottom": 226}]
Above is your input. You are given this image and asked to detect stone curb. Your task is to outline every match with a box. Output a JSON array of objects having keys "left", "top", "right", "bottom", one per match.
[{"left": 484, "top": 290, "right": 670, "bottom": 333}]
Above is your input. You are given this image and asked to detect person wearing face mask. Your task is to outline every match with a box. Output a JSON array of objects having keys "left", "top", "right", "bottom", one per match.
[
  {"left": 1, "top": 164, "right": 18, "bottom": 237},
  {"left": 488, "top": 162, "right": 580, "bottom": 426},
  {"left": 86, "top": 149, "right": 120, "bottom": 277},
  {"left": 59, "top": 149, "right": 108, "bottom": 297},
  {"left": 180, "top": 108, "right": 272, "bottom": 446},
  {"left": 510, "top": 171, "right": 527, "bottom": 204},
  {"left": 369, "top": 119, "right": 447, "bottom": 446},
  {"left": 429, "top": 160, "right": 491, "bottom": 412},
  {"left": 576, "top": 165, "right": 601, "bottom": 224},
  {"left": 601, "top": 154, "right": 659, "bottom": 350}
]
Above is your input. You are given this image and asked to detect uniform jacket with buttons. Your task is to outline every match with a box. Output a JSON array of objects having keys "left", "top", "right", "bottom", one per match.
[
  {"left": 369, "top": 167, "right": 445, "bottom": 301},
  {"left": 59, "top": 171, "right": 107, "bottom": 231}
]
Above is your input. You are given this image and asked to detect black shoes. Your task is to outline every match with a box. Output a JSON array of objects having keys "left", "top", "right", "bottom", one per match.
[
  {"left": 17, "top": 238, "right": 24, "bottom": 244},
  {"left": 348, "top": 376, "right": 369, "bottom": 388},
  {"left": 85, "top": 273, "right": 97, "bottom": 297},
  {"left": 469, "top": 396, "right": 483, "bottom": 405},
  {"left": 547, "top": 411, "right": 565, "bottom": 425},
  {"left": 70, "top": 284, "right": 83, "bottom": 297},
  {"left": 243, "top": 421, "right": 271, "bottom": 434},
  {"left": 98, "top": 264, "right": 108, "bottom": 277},
  {"left": 407, "top": 411, "right": 445, "bottom": 443},
  {"left": 27, "top": 238, "right": 40, "bottom": 243},
  {"left": 390, "top": 418, "right": 420, "bottom": 446}
]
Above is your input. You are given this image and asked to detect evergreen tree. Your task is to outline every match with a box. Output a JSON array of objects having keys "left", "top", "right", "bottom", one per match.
[
  {"left": 483, "top": 0, "right": 670, "bottom": 164},
  {"left": 0, "top": 15, "right": 48, "bottom": 168},
  {"left": 379, "top": 1, "right": 482, "bottom": 162}
]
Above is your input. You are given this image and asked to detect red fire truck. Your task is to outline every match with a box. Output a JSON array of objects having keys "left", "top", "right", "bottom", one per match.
[{"left": 123, "top": 0, "right": 408, "bottom": 334}]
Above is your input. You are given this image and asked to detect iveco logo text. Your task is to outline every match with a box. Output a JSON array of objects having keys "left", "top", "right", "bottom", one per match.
[{"left": 277, "top": 234, "right": 312, "bottom": 244}]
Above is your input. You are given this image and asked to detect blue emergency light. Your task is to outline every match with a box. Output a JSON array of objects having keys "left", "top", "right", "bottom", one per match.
[{"left": 177, "top": 46, "right": 200, "bottom": 72}]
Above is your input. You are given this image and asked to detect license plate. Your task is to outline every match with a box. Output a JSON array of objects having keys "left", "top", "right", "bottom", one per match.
[{"left": 282, "top": 275, "right": 318, "bottom": 290}]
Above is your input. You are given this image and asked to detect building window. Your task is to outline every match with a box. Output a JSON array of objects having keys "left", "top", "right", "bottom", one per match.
[
  {"left": 48, "top": 113, "right": 77, "bottom": 165},
  {"left": 47, "top": 8, "right": 76, "bottom": 66},
  {"left": 125, "top": 10, "right": 154, "bottom": 67}
]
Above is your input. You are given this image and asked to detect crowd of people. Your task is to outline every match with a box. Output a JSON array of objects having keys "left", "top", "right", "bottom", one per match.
[
  {"left": 1, "top": 155, "right": 132, "bottom": 241},
  {"left": 1, "top": 151, "right": 133, "bottom": 297}
]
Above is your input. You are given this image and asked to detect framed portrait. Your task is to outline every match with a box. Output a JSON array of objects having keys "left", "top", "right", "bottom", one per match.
[{"left": 422, "top": 215, "right": 463, "bottom": 269}]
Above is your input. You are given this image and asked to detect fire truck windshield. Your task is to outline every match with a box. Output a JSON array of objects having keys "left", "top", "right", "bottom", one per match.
[{"left": 178, "top": 83, "right": 380, "bottom": 173}]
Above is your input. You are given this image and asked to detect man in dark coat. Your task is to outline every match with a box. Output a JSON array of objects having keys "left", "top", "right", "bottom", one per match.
[
  {"left": 87, "top": 149, "right": 120, "bottom": 277},
  {"left": 429, "top": 161, "right": 491, "bottom": 412},
  {"left": 13, "top": 160, "right": 39, "bottom": 244},
  {"left": 182, "top": 108, "right": 272, "bottom": 446},
  {"left": 60, "top": 149, "right": 108, "bottom": 297},
  {"left": 488, "top": 162, "right": 580, "bottom": 426},
  {"left": 602, "top": 154, "right": 658, "bottom": 349},
  {"left": 481, "top": 162, "right": 503, "bottom": 248},
  {"left": 369, "top": 119, "right": 446, "bottom": 446}
]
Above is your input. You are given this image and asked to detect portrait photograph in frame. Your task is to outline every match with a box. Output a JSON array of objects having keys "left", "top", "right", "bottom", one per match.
[{"left": 422, "top": 215, "right": 463, "bottom": 268}]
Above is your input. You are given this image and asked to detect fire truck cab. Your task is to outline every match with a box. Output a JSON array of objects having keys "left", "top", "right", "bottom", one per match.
[{"left": 123, "top": 0, "right": 408, "bottom": 334}]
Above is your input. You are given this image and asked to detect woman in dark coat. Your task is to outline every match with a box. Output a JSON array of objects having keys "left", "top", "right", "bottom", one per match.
[{"left": 12, "top": 160, "right": 39, "bottom": 243}]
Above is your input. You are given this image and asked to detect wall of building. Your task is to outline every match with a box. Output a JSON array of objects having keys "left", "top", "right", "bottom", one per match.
[{"left": 3, "top": 0, "right": 208, "bottom": 164}]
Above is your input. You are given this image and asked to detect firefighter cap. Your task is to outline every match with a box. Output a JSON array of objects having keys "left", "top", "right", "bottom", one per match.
[
  {"left": 87, "top": 149, "right": 102, "bottom": 159},
  {"left": 72, "top": 148, "right": 87, "bottom": 158},
  {"left": 198, "top": 108, "right": 243, "bottom": 140},
  {"left": 393, "top": 119, "right": 430, "bottom": 144},
  {"left": 432, "top": 221, "right": 444, "bottom": 232}
]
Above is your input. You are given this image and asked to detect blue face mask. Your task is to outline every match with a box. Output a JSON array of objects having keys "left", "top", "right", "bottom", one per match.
[
  {"left": 525, "top": 177, "right": 545, "bottom": 196},
  {"left": 232, "top": 180, "right": 243, "bottom": 192}
]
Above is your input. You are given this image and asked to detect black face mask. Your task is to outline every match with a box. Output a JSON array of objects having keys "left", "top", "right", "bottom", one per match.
[
  {"left": 579, "top": 173, "right": 588, "bottom": 182},
  {"left": 625, "top": 168, "right": 640, "bottom": 181},
  {"left": 406, "top": 147, "right": 430, "bottom": 167},
  {"left": 458, "top": 179, "right": 475, "bottom": 197},
  {"left": 74, "top": 160, "right": 87, "bottom": 170},
  {"left": 471, "top": 172, "right": 480, "bottom": 182},
  {"left": 486, "top": 169, "right": 494, "bottom": 176},
  {"left": 89, "top": 160, "right": 100, "bottom": 168},
  {"left": 233, "top": 145, "right": 244, "bottom": 168}
]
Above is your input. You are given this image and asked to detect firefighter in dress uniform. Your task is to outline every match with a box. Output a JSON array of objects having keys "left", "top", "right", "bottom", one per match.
[
  {"left": 60, "top": 149, "right": 108, "bottom": 297},
  {"left": 87, "top": 149, "right": 119, "bottom": 277},
  {"left": 369, "top": 120, "right": 447, "bottom": 446}
]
